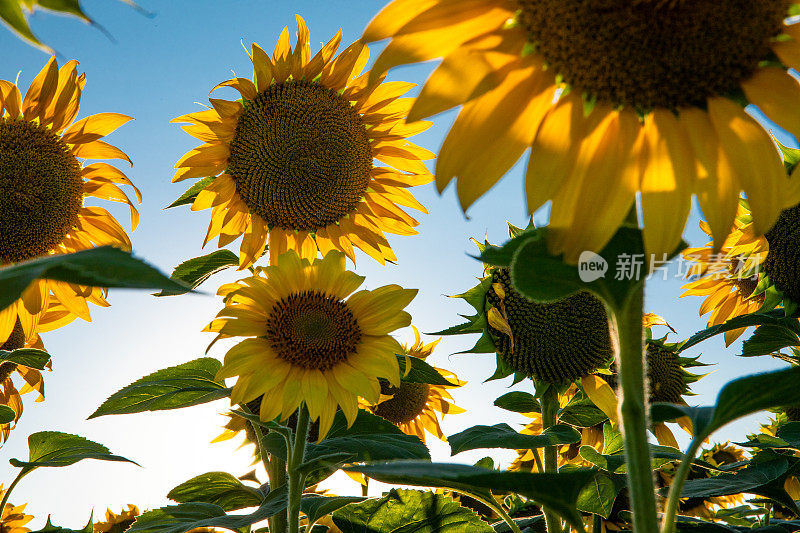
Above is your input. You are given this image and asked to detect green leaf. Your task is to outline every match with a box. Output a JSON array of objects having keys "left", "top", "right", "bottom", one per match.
[
  {"left": 0, "top": 246, "right": 190, "bottom": 311},
  {"left": 308, "top": 410, "right": 430, "bottom": 463},
  {"left": 676, "top": 309, "right": 791, "bottom": 354},
  {"left": 397, "top": 355, "right": 458, "bottom": 386},
  {"left": 301, "top": 495, "right": 364, "bottom": 526},
  {"left": 578, "top": 444, "right": 679, "bottom": 474},
  {"left": 346, "top": 462, "right": 594, "bottom": 532},
  {"left": 35, "top": 0, "right": 90, "bottom": 20},
  {"left": 332, "top": 489, "right": 493, "bottom": 533},
  {"left": 167, "top": 471, "right": 263, "bottom": 512},
  {"left": 493, "top": 392, "right": 540, "bottom": 414},
  {"left": 741, "top": 324, "right": 800, "bottom": 357},
  {"left": 0, "top": 348, "right": 50, "bottom": 370},
  {"left": 89, "top": 358, "right": 230, "bottom": 419},
  {"left": 558, "top": 402, "right": 608, "bottom": 428},
  {"left": 448, "top": 423, "right": 580, "bottom": 455},
  {"left": 10, "top": 431, "right": 136, "bottom": 469},
  {"left": 130, "top": 485, "right": 288, "bottom": 533},
  {"left": 155, "top": 250, "right": 239, "bottom": 297},
  {"left": 0, "top": 405, "right": 16, "bottom": 424},
  {"left": 0, "top": 0, "right": 47, "bottom": 50},
  {"left": 575, "top": 471, "right": 623, "bottom": 519},
  {"left": 167, "top": 176, "right": 215, "bottom": 209}
]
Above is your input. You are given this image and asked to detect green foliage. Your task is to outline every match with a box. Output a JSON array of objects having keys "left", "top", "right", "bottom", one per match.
[
  {"left": 0, "top": 246, "right": 188, "bottom": 311},
  {"left": 0, "top": 404, "right": 15, "bottom": 423},
  {"left": 0, "top": 0, "right": 149, "bottom": 51},
  {"left": 493, "top": 391, "right": 540, "bottom": 414},
  {"left": 167, "top": 472, "right": 263, "bottom": 512},
  {"left": 155, "top": 250, "right": 239, "bottom": 296},
  {"left": 29, "top": 516, "right": 94, "bottom": 533},
  {"left": 10, "top": 431, "right": 136, "bottom": 470},
  {"left": 167, "top": 176, "right": 215, "bottom": 209},
  {"left": 301, "top": 495, "right": 364, "bottom": 527},
  {"left": 397, "top": 354, "right": 458, "bottom": 386},
  {"left": 575, "top": 470, "right": 624, "bottom": 519},
  {"left": 130, "top": 486, "right": 287, "bottom": 533},
  {"left": 741, "top": 324, "right": 800, "bottom": 357},
  {"left": 332, "top": 489, "right": 493, "bottom": 533},
  {"left": 0, "top": 348, "right": 50, "bottom": 370},
  {"left": 89, "top": 358, "right": 230, "bottom": 418},
  {"left": 448, "top": 423, "right": 580, "bottom": 455},
  {"left": 346, "top": 461, "right": 594, "bottom": 531},
  {"left": 676, "top": 309, "right": 797, "bottom": 354}
]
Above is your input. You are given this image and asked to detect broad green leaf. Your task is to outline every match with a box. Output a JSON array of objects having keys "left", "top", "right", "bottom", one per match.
[
  {"left": 167, "top": 471, "right": 263, "bottom": 512},
  {"left": 0, "top": 348, "right": 50, "bottom": 370},
  {"left": 346, "top": 461, "right": 594, "bottom": 532},
  {"left": 0, "top": 246, "right": 189, "bottom": 311},
  {"left": 155, "top": 250, "right": 239, "bottom": 297},
  {"left": 0, "top": 405, "right": 16, "bottom": 424},
  {"left": 307, "top": 410, "right": 430, "bottom": 463},
  {"left": 676, "top": 456, "right": 790, "bottom": 502},
  {"left": 448, "top": 423, "right": 580, "bottom": 455},
  {"left": 676, "top": 309, "right": 792, "bottom": 354},
  {"left": 332, "top": 489, "right": 493, "bottom": 533},
  {"left": 89, "top": 358, "right": 230, "bottom": 418},
  {"left": 493, "top": 392, "right": 539, "bottom": 414},
  {"left": 297, "top": 452, "right": 357, "bottom": 477},
  {"left": 0, "top": 0, "right": 46, "bottom": 50},
  {"left": 301, "top": 495, "right": 364, "bottom": 526},
  {"left": 575, "top": 471, "right": 623, "bottom": 519},
  {"left": 167, "top": 176, "right": 215, "bottom": 209},
  {"left": 129, "top": 485, "right": 287, "bottom": 533},
  {"left": 579, "top": 444, "right": 680, "bottom": 474},
  {"left": 397, "top": 355, "right": 457, "bottom": 386},
  {"left": 558, "top": 402, "right": 607, "bottom": 428},
  {"left": 10, "top": 431, "right": 136, "bottom": 469},
  {"left": 741, "top": 324, "right": 800, "bottom": 357}
]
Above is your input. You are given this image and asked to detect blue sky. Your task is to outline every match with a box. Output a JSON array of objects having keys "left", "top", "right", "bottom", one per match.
[{"left": 0, "top": 0, "right": 788, "bottom": 526}]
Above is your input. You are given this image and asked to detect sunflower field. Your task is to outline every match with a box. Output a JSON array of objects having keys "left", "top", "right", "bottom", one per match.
[{"left": 6, "top": 1, "right": 800, "bottom": 532}]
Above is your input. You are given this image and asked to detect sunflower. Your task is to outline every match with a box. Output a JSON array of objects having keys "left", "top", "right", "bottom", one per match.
[
  {"left": 444, "top": 231, "right": 613, "bottom": 385},
  {"left": 682, "top": 199, "right": 796, "bottom": 344},
  {"left": 658, "top": 442, "right": 747, "bottom": 519},
  {"left": 0, "top": 318, "right": 54, "bottom": 447},
  {"left": 208, "top": 249, "right": 416, "bottom": 438},
  {"left": 0, "top": 485, "right": 32, "bottom": 533},
  {"left": 363, "top": 1, "right": 800, "bottom": 263},
  {"left": 363, "top": 327, "right": 465, "bottom": 442},
  {"left": 94, "top": 505, "right": 139, "bottom": 533},
  {"left": 173, "top": 16, "right": 433, "bottom": 269},
  {"left": 0, "top": 57, "right": 140, "bottom": 344}
]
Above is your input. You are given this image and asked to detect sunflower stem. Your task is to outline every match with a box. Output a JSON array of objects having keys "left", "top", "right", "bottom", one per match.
[
  {"left": 287, "top": 404, "right": 310, "bottom": 533},
  {"left": 268, "top": 456, "right": 288, "bottom": 533},
  {"left": 0, "top": 468, "right": 29, "bottom": 514},
  {"left": 616, "top": 284, "right": 659, "bottom": 533},
  {"left": 660, "top": 437, "right": 703, "bottom": 533},
  {"left": 592, "top": 514, "right": 602, "bottom": 533},
  {"left": 540, "top": 384, "right": 563, "bottom": 533}
]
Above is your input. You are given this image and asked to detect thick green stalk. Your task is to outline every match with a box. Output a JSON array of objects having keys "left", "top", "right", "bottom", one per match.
[
  {"left": 540, "top": 384, "right": 563, "bottom": 533},
  {"left": 615, "top": 285, "right": 658, "bottom": 532},
  {"left": 287, "top": 404, "right": 310, "bottom": 533},
  {"left": 268, "top": 456, "right": 288, "bottom": 533},
  {"left": 0, "top": 469, "right": 28, "bottom": 512},
  {"left": 660, "top": 437, "right": 702, "bottom": 533}
]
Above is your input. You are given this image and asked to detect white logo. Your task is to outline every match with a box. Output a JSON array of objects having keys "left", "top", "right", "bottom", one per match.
[{"left": 578, "top": 251, "right": 608, "bottom": 282}]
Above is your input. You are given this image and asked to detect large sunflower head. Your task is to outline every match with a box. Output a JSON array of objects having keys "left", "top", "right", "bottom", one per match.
[
  {"left": 0, "top": 485, "right": 32, "bottom": 533},
  {"left": 682, "top": 198, "right": 800, "bottom": 344},
  {"left": 0, "top": 57, "right": 139, "bottom": 344},
  {"left": 173, "top": 16, "right": 433, "bottom": 269},
  {"left": 444, "top": 231, "right": 613, "bottom": 384},
  {"left": 94, "top": 505, "right": 139, "bottom": 533},
  {"left": 364, "top": 328, "right": 465, "bottom": 442},
  {"left": 364, "top": 1, "right": 800, "bottom": 263},
  {"left": 208, "top": 249, "right": 417, "bottom": 438}
]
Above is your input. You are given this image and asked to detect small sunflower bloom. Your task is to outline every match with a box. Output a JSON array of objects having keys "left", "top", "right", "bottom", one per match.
[
  {"left": 0, "top": 57, "right": 140, "bottom": 343},
  {"left": 94, "top": 505, "right": 139, "bottom": 533},
  {"left": 365, "top": 327, "right": 465, "bottom": 442},
  {"left": 364, "top": 1, "right": 800, "bottom": 262},
  {"left": 208, "top": 250, "right": 417, "bottom": 438},
  {"left": 174, "top": 16, "right": 433, "bottom": 269},
  {"left": 0, "top": 485, "right": 33, "bottom": 533}
]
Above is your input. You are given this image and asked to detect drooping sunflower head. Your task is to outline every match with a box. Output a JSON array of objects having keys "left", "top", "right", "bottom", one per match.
[
  {"left": 208, "top": 249, "right": 416, "bottom": 438},
  {"left": 0, "top": 484, "right": 32, "bottom": 533},
  {"left": 364, "top": 0, "right": 800, "bottom": 264},
  {"left": 365, "top": 329, "right": 464, "bottom": 442},
  {"left": 173, "top": 15, "right": 434, "bottom": 269},
  {"left": 0, "top": 57, "right": 140, "bottom": 344},
  {"left": 94, "top": 505, "right": 139, "bottom": 533}
]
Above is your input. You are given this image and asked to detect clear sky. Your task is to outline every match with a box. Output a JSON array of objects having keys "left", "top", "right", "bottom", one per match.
[{"left": 0, "top": 0, "right": 789, "bottom": 527}]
